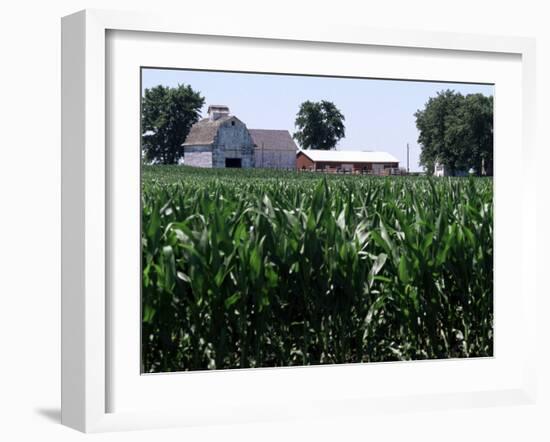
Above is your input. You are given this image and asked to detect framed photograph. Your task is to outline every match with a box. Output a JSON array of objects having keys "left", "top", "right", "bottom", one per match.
[{"left": 61, "top": 9, "right": 537, "bottom": 432}]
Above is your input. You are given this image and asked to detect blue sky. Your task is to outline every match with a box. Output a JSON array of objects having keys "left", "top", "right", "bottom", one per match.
[{"left": 142, "top": 69, "right": 493, "bottom": 172}]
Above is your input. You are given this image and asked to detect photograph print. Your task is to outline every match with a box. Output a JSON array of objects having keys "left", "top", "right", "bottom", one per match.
[{"left": 140, "top": 68, "right": 493, "bottom": 373}]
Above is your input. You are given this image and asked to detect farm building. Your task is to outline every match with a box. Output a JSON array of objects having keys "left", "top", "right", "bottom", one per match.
[
  {"left": 433, "top": 161, "right": 471, "bottom": 177},
  {"left": 182, "top": 105, "right": 255, "bottom": 168},
  {"left": 182, "top": 105, "right": 297, "bottom": 169},
  {"left": 296, "top": 149, "right": 400, "bottom": 175},
  {"left": 249, "top": 129, "right": 298, "bottom": 169}
]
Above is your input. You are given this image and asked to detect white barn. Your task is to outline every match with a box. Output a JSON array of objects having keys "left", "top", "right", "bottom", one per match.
[{"left": 182, "top": 105, "right": 297, "bottom": 169}]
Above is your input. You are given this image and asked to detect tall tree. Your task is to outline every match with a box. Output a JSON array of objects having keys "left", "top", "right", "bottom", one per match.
[
  {"left": 141, "top": 84, "right": 205, "bottom": 164},
  {"left": 460, "top": 94, "right": 493, "bottom": 176},
  {"left": 415, "top": 90, "right": 493, "bottom": 175},
  {"left": 293, "top": 100, "right": 345, "bottom": 150}
]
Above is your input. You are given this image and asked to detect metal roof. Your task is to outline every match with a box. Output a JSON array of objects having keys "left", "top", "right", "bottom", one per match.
[
  {"left": 249, "top": 129, "right": 298, "bottom": 151},
  {"left": 298, "top": 149, "right": 399, "bottom": 164}
]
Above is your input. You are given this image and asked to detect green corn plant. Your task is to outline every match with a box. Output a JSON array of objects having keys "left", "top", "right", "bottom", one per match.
[{"left": 141, "top": 166, "right": 493, "bottom": 372}]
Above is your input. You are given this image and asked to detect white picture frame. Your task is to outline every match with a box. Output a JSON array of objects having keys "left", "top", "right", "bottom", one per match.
[{"left": 61, "top": 9, "right": 537, "bottom": 433}]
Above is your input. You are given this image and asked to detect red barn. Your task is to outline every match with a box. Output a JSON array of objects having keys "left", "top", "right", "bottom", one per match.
[{"left": 296, "top": 149, "right": 400, "bottom": 175}]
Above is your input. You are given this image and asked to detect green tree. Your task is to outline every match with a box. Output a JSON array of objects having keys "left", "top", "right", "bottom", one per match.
[
  {"left": 460, "top": 94, "right": 493, "bottom": 176},
  {"left": 293, "top": 100, "right": 345, "bottom": 150},
  {"left": 415, "top": 90, "right": 493, "bottom": 176},
  {"left": 141, "top": 84, "right": 205, "bottom": 164}
]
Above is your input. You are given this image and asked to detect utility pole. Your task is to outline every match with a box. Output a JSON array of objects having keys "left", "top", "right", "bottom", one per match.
[{"left": 406, "top": 142, "right": 410, "bottom": 174}]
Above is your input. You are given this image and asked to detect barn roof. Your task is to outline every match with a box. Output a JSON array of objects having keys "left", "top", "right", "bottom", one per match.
[
  {"left": 298, "top": 149, "right": 399, "bottom": 163},
  {"left": 249, "top": 129, "right": 298, "bottom": 151},
  {"left": 182, "top": 116, "right": 236, "bottom": 146}
]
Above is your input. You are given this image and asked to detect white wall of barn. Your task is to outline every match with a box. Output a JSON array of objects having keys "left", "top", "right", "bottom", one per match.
[
  {"left": 254, "top": 149, "right": 297, "bottom": 169},
  {"left": 212, "top": 119, "right": 255, "bottom": 168},
  {"left": 0, "top": 1, "right": 547, "bottom": 441}
]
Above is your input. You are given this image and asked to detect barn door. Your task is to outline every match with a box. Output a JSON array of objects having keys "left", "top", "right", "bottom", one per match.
[{"left": 225, "top": 158, "right": 242, "bottom": 168}]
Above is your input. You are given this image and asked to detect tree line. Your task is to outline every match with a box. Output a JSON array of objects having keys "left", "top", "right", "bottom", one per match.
[{"left": 141, "top": 84, "right": 492, "bottom": 175}]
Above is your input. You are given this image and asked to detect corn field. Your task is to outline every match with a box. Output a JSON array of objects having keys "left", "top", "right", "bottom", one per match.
[{"left": 141, "top": 166, "right": 493, "bottom": 373}]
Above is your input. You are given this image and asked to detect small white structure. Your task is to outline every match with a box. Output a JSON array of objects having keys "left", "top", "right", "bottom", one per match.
[
  {"left": 433, "top": 161, "right": 472, "bottom": 177},
  {"left": 433, "top": 161, "right": 446, "bottom": 177}
]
